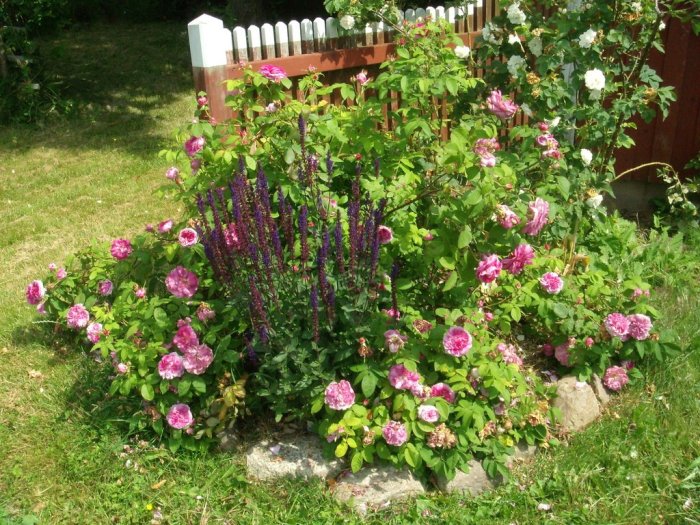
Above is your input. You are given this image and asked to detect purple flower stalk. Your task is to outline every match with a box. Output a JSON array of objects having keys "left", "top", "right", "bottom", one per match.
[
  {"left": 299, "top": 205, "right": 309, "bottom": 266},
  {"left": 326, "top": 152, "right": 334, "bottom": 176},
  {"left": 334, "top": 217, "right": 345, "bottom": 273},
  {"left": 310, "top": 284, "right": 319, "bottom": 342}
]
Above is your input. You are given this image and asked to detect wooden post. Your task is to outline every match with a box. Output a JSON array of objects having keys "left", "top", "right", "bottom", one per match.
[{"left": 188, "top": 14, "right": 233, "bottom": 122}]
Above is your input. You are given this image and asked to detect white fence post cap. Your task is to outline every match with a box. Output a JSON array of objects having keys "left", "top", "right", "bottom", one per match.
[{"left": 188, "top": 14, "right": 228, "bottom": 68}]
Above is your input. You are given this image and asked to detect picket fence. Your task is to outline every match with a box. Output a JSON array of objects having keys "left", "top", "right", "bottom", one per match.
[{"left": 187, "top": 2, "right": 501, "bottom": 125}]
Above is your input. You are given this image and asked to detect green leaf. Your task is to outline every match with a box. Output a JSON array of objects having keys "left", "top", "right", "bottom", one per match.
[
  {"left": 443, "top": 271, "right": 458, "bottom": 292},
  {"left": 178, "top": 377, "right": 192, "bottom": 396},
  {"left": 284, "top": 147, "right": 295, "bottom": 165},
  {"left": 140, "top": 383, "right": 155, "bottom": 401},
  {"left": 464, "top": 190, "right": 482, "bottom": 206},
  {"left": 361, "top": 373, "right": 378, "bottom": 398},
  {"left": 350, "top": 451, "right": 363, "bottom": 472},
  {"left": 458, "top": 227, "right": 472, "bottom": 249},
  {"left": 153, "top": 307, "right": 168, "bottom": 327},
  {"left": 192, "top": 377, "right": 207, "bottom": 394},
  {"left": 552, "top": 303, "right": 569, "bottom": 318},
  {"left": 310, "top": 397, "right": 324, "bottom": 414},
  {"left": 335, "top": 441, "right": 348, "bottom": 458}
]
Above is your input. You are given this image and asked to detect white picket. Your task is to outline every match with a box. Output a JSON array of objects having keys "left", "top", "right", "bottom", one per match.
[
  {"left": 301, "top": 18, "right": 314, "bottom": 52},
  {"left": 274, "top": 22, "right": 289, "bottom": 57},
  {"left": 374, "top": 21, "right": 385, "bottom": 44},
  {"left": 188, "top": 14, "right": 227, "bottom": 68},
  {"left": 415, "top": 8, "right": 426, "bottom": 21},
  {"left": 260, "top": 23, "right": 275, "bottom": 59},
  {"left": 288, "top": 20, "right": 302, "bottom": 55},
  {"left": 313, "top": 17, "right": 326, "bottom": 51},
  {"left": 447, "top": 7, "right": 457, "bottom": 24},
  {"left": 436, "top": 6, "right": 446, "bottom": 19},
  {"left": 426, "top": 7, "right": 437, "bottom": 20},
  {"left": 363, "top": 23, "right": 373, "bottom": 46},
  {"left": 247, "top": 25, "right": 262, "bottom": 61},
  {"left": 232, "top": 26, "right": 248, "bottom": 63},
  {"left": 405, "top": 8, "right": 416, "bottom": 22}
]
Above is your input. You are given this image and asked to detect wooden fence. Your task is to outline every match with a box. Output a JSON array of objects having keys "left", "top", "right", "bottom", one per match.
[{"left": 187, "top": 5, "right": 699, "bottom": 181}]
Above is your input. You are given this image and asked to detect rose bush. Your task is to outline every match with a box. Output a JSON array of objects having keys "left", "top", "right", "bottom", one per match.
[{"left": 25, "top": 2, "right": 690, "bottom": 481}]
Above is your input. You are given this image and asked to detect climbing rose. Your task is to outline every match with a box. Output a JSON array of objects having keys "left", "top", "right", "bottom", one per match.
[
  {"left": 98, "top": 279, "right": 113, "bottom": 296},
  {"left": 165, "top": 266, "right": 199, "bottom": 298},
  {"left": 25, "top": 280, "right": 45, "bottom": 305},
  {"left": 67, "top": 304, "right": 90, "bottom": 329},
  {"left": 116, "top": 363, "right": 128, "bottom": 374},
  {"left": 223, "top": 223, "right": 241, "bottom": 249},
  {"left": 473, "top": 138, "right": 500, "bottom": 167},
  {"left": 173, "top": 321, "right": 199, "bottom": 351},
  {"left": 259, "top": 64, "right": 287, "bottom": 82},
  {"left": 486, "top": 90, "right": 519, "bottom": 119},
  {"left": 443, "top": 326, "right": 473, "bottom": 357},
  {"left": 158, "top": 219, "right": 174, "bottom": 233},
  {"left": 166, "top": 404, "right": 194, "bottom": 429},
  {"left": 197, "top": 95, "right": 208, "bottom": 106},
  {"left": 506, "top": 2, "right": 527, "bottom": 24},
  {"left": 540, "top": 272, "right": 564, "bottom": 294},
  {"left": 388, "top": 364, "right": 421, "bottom": 390},
  {"left": 86, "top": 322, "right": 103, "bottom": 344},
  {"left": 56, "top": 268, "right": 67, "bottom": 279},
  {"left": 376, "top": 225, "right": 394, "bottom": 244},
  {"left": 495, "top": 204, "right": 520, "bottom": 229},
  {"left": 497, "top": 343, "right": 523, "bottom": 367},
  {"left": 554, "top": 342, "right": 571, "bottom": 366},
  {"left": 165, "top": 167, "right": 180, "bottom": 181},
  {"left": 476, "top": 254, "right": 502, "bottom": 283},
  {"left": 418, "top": 405, "right": 440, "bottom": 423},
  {"left": 585, "top": 337, "right": 595, "bottom": 348},
  {"left": 178, "top": 228, "right": 199, "bottom": 247},
  {"left": 502, "top": 244, "right": 534, "bottom": 275},
  {"left": 355, "top": 69, "right": 370, "bottom": 85},
  {"left": 580, "top": 148, "right": 593, "bottom": 166},
  {"left": 627, "top": 313, "right": 652, "bottom": 340},
  {"left": 522, "top": 198, "right": 550, "bottom": 235},
  {"left": 382, "top": 421, "right": 408, "bottom": 446},
  {"left": 578, "top": 28, "right": 597, "bottom": 48},
  {"left": 184, "top": 136, "right": 205, "bottom": 157},
  {"left": 584, "top": 68, "right": 606, "bottom": 91},
  {"left": 430, "top": 383, "right": 456, "bottom": 403},
  {"left": 384, "top": 330, "right": 408, "bottom": 353},
  {"left": 324, "top": 380, "right": 356, "bottom": 410},
  {"left": 454, "top": 45, "right": 471, "bottom": 59},
  {"left": 134, "top": 287, "right": 146, "bottom": 299},
  {"left": 183, "top": 344, "right": 214, "bottom": 375},
  {"left": 110, "top": 238, "right": 132, "bottom": 260},
  {"left": 604, "top": 313, "right": 630, "bottom": 338},
  {"left": 603, "top": 366, "right": 629, "bottom": 391},
  {"left": 196, "top": 303, "right": 216, "bottom": 322},
  {"left": 339, "top": 14, "right": 356, "bottom": 30},
  {"left": 158, "top": 352, "right": 185, "bottom": 380}
]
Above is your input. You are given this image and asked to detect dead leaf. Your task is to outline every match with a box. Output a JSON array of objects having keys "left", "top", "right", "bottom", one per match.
[
  {"left": 28, "top": 369, "right": 44, "bottom": 379},
  {"left": 151, "top": 480, "right": 166, "bottom": 490}
]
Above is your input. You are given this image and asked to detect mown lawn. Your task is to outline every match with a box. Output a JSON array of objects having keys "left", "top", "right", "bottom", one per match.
[{"left": 1, "top": 22, "right": 699, "bottom": 525}]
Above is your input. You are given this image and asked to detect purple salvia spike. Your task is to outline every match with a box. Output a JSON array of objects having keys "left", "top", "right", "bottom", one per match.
[
  {"left": 325, "top": 281, "right": 335, "bottom": 323},
  {"left": 321, "top": 226, "right": 330, "bottom": 261},
  {"left": 326, "top": 152, "right": 334, "bottom": 176},
  {"left": 310, "top": 284, "right": 319, "bottom": 342},
  {"left": 334, "top": 215, "right": 345, "bottom": 273},
  {"left": 256, "top": 164, "right": 271, "bottom": 214},
  {"left": 216, "top": 188, "right": 232, "bottom": 226},
  {"left": 299, "top": 205, "right": 309, "bottom": 267}
]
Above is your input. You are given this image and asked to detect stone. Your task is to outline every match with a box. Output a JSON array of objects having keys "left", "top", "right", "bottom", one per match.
[
  {"left": 506, "top": 441, "right": 538, "bottom": 467},
  {"left": 333, "top": 465, "right": 425, "bottom": 514},
  {"left": 591, "top": 374, "right": 611, "bottom": 406},
  {"left": 553, "top": 376, "right": 601, "bottom": 431},
  {"left": 217, "top": 427, "right": 239, "bottom": 453},
  {"left": 436, "top": 459, "right": 494, "bottom": 496},
  {"left": 246, "top": 433, "right": 343, "bottom": 481}
]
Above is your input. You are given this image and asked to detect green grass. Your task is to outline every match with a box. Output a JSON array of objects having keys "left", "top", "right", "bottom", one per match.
[{"left": 1, "top": 22, "right": 699, "bottom": 525}]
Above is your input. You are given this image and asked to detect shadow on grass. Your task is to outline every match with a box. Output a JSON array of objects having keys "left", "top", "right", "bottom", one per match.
[{"left": 0, "top": 21, "right": 195, "bottom": 159}]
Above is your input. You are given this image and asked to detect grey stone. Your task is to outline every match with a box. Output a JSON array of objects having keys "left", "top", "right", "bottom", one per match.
[
  {"left": 246, "top": 434, "right": 343, "bottom": 481},
  {"left": 217, "top": 427, "right": 240, "bottom": 453},
  {"left": 553, "top": 376, "right": 601, "bottom": 431},
  {"left": 506, "top": 441, "right": 538, "bottom": 468},
  {"left": 436, "top": 459, "right": 494, "bottom": 496},
  {"left": 333, "top": 465, "right": 425, "bottom": 514},
  {"left": 591, "top": 374, "right": 611, "bottom": 406}
]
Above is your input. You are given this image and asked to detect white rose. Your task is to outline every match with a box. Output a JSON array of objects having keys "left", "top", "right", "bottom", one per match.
[
  {"left": 508, "top": 33, "right": 520, "bottom": 45},
  {"left": 528, "top": 36, "right": 543, "bottom": 57},
  {"left": 507, "top": 55, "right": 527, "bottom": 77},
  {"left": 586, "top": 194, "right": 603, "bottom": 208},
  {"left": 659, "top": 21, "right": 666, "bottom": 31},
  {"left": 454, "top": 45, "right": 471, "bottom": 59},
  {"left": 578, "top": 28, "right": 598, "bottom": 48},
  {"left": 548, "top": 116, "right": 561, "bottom": 128},
  {"left": 580, "top": 148, "right": 593, "bottom": 166},
  {"left": 482, "top": 23, "right": 503, "bottom": 45},
  {"left": 507, "top": 3, "right": 527, "bottom": 25},
  {"left": 584, "top": 68, "right": 606, "bottom": 91},
  {"left": 339, "top": 14, "right": 356, "bottom": 30},
  {"left": 631, "top": 1, "right": 642, "bottom": 13}
]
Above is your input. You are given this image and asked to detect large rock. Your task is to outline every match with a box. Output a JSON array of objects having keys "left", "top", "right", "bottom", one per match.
[
  {"left": 333, "top": 466, "right": 425, "bottom": 514},
  {"left": 436, "top": 459, "right": 494, "bottom": 496},
  {"left": 246, "top": 434, "right": 343, "bottom": 481},
  {"left": 591, "top": 374, "right": 611, "bottom": 406},
  {"left": 553, "top": 376, "right": 601, "bottom": 431},
  {"left": 506, "top": 441, "right": 538, "bottom": 468}
]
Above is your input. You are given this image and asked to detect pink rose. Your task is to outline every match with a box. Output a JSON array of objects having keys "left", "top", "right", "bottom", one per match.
[
  {"left": 25, "top": 280, "right": 45, "bottom": 305},
  {"left": 522, "top": 198, "right": 550, "bottom": 236},
  {"left": 173, "top": 321, "right": 199, "bottom": 352},
  {"left": 382, "top": 307, "right": 401, "bottom": 320},
  {"left": 495, "top": 204, "right": 520, "bottom": 229},
  {"left": 56, "top": 268, "right": 67, "bottom": 280},
  {"left": 197, "top": 95, "right": 208, "bottom": 107},
  {"left": 223, "top": 223, "right": 241, "bottom": 250},
  {"left": 158, "top": 219, "right": 174, "bottom": 233},
  {"left": 384, "top": 330, "right": 408, "bottom": 353},
  {"left": 324, "top": 379, "right": 356, "bottom": 410},
  {"left": 585, "top": 337, "right": 595, "bottom": 348},
  {"left": 87, "top": 322, "right": 103, "bottom": 344},
  {"left": 603, "top": 366, "right": 629, "bottom": 391},
  {"left": 67, "top": 304, "right": 90, "bottom": 329},
  {"left": 165, "top": 167, "right": 180, "bottom": 181},
  {"left": 355, "top": 69, "right": 370, "bottom": 85},
  {"left": 540, "top": 272, "right": 564, "bottom": 294},
  {"left": 476, "top": 254, "right": 502, "bottom": 283},
  {"left": 259, "top": 64, "right": 287, "bottom": 82},
  {"left": 158, "top": 352, "right": 185, "bottom": 380},
  {"left": 382, "top": 420, "right": 408, "bottom": 446},
  {"left": 418, "top": 405, "right": 440, "bottom": 423},
  {"left": 183, "top": 344, "right": 214, "bottom": 375},
  {"left": 166, "top": 403, "right": 194, "bottom": 429},
  {"left": 178, "top": 228, "right": 199, "bottom": 247},
  {"left": 48, "top": 263, "right": 57, "bottom": 271},
  {"left": 116, "top": 363, "right": 128, "bottom": 374},
  {"left": 134, "top": 287, "right": 146, "bottom": 299},
  {"left": 98, "top": 279, "right": 113, "bottom": 296},
  {"left": 502, "top": 244, "right": 534, "bottom": 275},
  {"left": 604, "top": 313, "right": 630, "bottom": 338},
  {"left": 389, "top": 364, "right": 421, "bottom": 390},
  {"left": 497, "top": 343, "right": 523, "bottom": 367},
  {"left": 196, "top": 303, "right": 216, "bottom": 322},
  {"left": 184, "top": 136, "right": 205, "bottom": 157},
  {"left": 443, "top": 326, "right": 473, "bottom": 357},
  {"left": 627, "top": 313, "right": 652, "bottom": 340},
  {"left": 430, "top": 383, "right": 456, "bottom": 403},
  {"left": 110, "top": 239, "right": 132, "bottom": 260},
  {"left": 486, "top": 89, "right": 519, "bottom": 119},
  {"left": 377, "top": 225, "right": 394, "bottom": 244},
  {"left": 473, "top": 138, "right": 500, "bottom": 167},
  {"left": 165, "top": 266, "right": 199, "bottom": 299}
]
